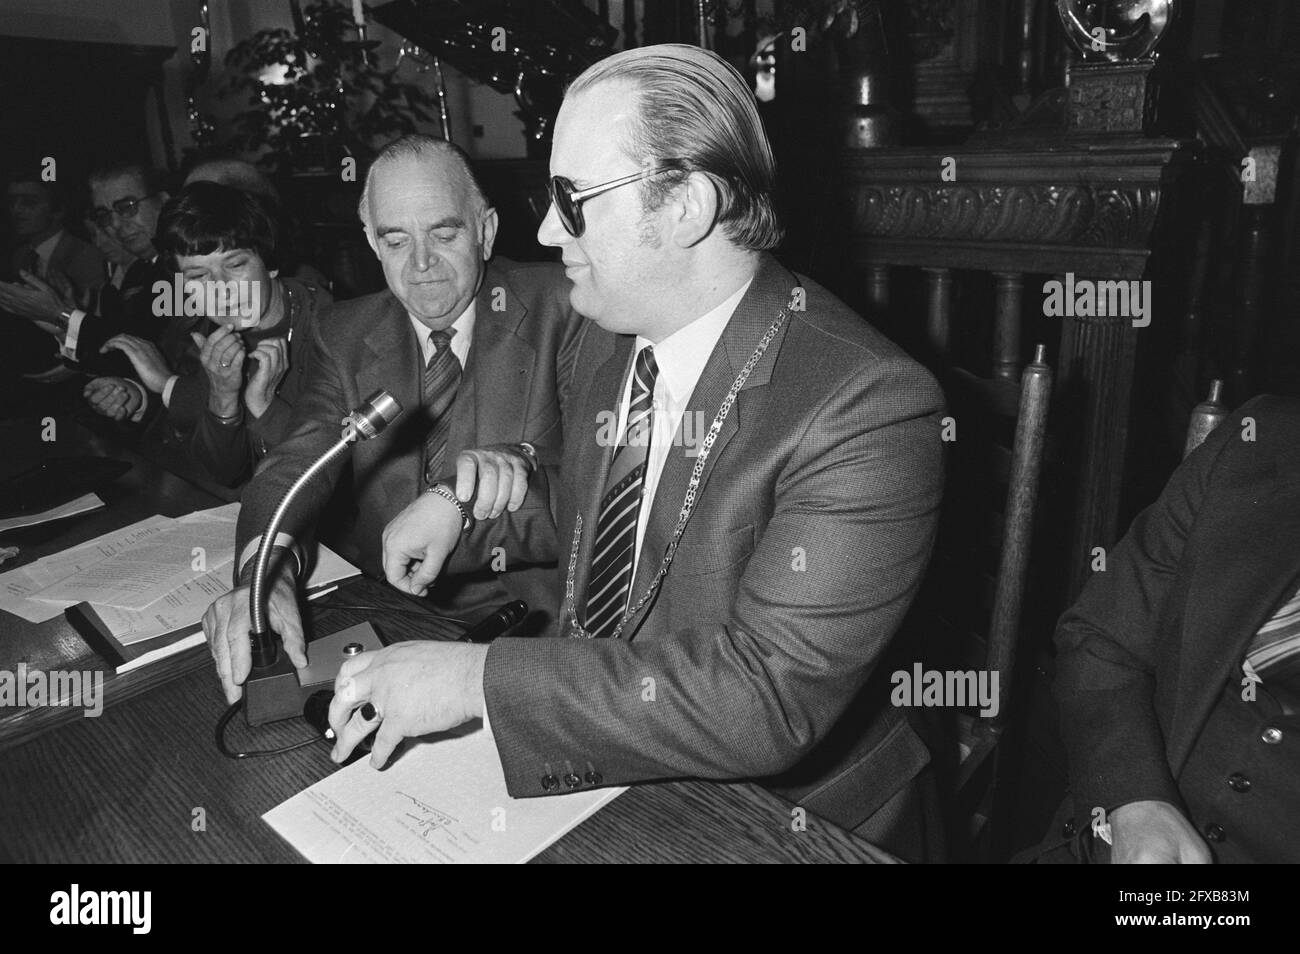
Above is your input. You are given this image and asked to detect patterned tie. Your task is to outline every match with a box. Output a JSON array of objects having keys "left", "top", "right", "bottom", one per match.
[
  {"left": 585, "top": 346, "right": 659, "bottom": 638},
  {"left": 1244, "top": 580, "right": 1300, "bottom": 690},
  {"left": 421, "top": 328, "right": 461, "bottom": 487}
]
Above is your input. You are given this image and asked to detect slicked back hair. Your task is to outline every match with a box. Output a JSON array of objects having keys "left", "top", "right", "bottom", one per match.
[
  {"left": 358, "top": 135, "right": 490, "bottom": 228},
  {"left": 566, "top": 44, "right": 783, "bottom": 251}
]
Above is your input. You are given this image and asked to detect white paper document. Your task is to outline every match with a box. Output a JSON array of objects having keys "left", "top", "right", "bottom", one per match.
[
  {"left": 264, "top": 723, "right": 625, "bottom": 864},
  {"left": 0, "top": 492, "right": 104, "bottom": 534},
  {"left": 31, "top": 514, "right": 235, "bottom": 610},
  {"left": 0, "top": 516, "right": 173, "bottom": 622}
]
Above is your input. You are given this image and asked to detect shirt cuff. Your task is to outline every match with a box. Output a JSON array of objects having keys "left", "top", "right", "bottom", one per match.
[
  {"left": 238, "top": 533, "right": 302, "bottom": 580},
  {"left": 481, "top": 679, "right": 492, "bottom": 734},
  {"left": 126, "top": 380, "right": 148, "bottom": 423},
  {"left": 60, "top": 309, "right": 86, "bottom": 359},
  {"left": 162, "top": 374, "right": 179, "bottom": 407}
]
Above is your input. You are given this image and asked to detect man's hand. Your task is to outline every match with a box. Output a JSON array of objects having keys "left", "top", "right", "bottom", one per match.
[
  {"left": 101, "top": 334, "right": 173, "bottom": 394},
  {"left": 327, "top": 641, "right": 488, "bottom": 768},
  {"left": 84, "top": 376, "right": 142, "bottom": 421},
  {"left": 381, "top": 491, "right": 465, "bottom": 597},
  {"left": 454, "top": 444, "right": 535, "bottom": 520},
  {"left": 200, "top": 574, "right": 307, "bottom": 704},
  {"left": 1109, "top": 800, "right": 1213, "bottom": 864},
  {"left": 0, "top": 270, "right": 71, "bottom": 324},
  {"left": 243, "top": 337, "right": 288, "bottom": 418}
]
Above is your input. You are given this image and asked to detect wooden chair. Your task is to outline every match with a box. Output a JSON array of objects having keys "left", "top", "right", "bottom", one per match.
[
  {"left": 1183, "top": 379, "right": 1229, "bottom": 459},
  {"left": 908, "top": 343, "right": 1053, "bottom": 861}
]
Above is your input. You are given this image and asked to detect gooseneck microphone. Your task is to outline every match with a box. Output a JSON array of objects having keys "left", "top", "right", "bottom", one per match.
[{"left": 244, "top": 391, "right": 402, "bottom": 723}]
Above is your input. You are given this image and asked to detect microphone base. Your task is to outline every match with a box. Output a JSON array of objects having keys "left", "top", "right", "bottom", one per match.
[
  {"left": 243, "top": 622, "right": 386, "bottom": 727},
  {"left": 244, "top": 650, "right": 301, "bottom": 726}
]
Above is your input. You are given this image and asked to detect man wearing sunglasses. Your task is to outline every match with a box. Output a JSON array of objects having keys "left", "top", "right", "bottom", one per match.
[{"left": 355, "top": 45, "right": 947, "bottom": 861}]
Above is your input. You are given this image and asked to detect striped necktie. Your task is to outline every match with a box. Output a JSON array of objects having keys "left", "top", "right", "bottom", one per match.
[
  {"left": 421, "top": 328, "right": 461, "bottom": 488},
  {"left": 585, "top": 345, "right": 659, "bottom": 638},
  {"left": 1244, "top": 580, "right": 1300, "bottom": 690}
]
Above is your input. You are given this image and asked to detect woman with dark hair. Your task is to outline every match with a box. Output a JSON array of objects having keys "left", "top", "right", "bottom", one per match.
[{"left": 105, "top": 180, "right": 331, "bottom": 486}]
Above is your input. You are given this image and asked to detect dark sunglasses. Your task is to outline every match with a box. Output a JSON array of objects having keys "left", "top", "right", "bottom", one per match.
[
  {"left": 89, "top": 193, "right": 158, "bottom": 227},
  {"left": 548, "top": 165, "right": 680, "bottom": 237}
]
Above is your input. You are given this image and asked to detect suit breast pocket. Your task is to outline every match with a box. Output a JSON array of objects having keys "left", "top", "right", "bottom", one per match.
[{"left": 670, "top": 522, "right": 757, "bottom": 578}]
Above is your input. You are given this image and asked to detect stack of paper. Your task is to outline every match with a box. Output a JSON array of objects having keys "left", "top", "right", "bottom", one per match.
[{"left": 0, "top": 503, "right": 360, "bottom": 672}]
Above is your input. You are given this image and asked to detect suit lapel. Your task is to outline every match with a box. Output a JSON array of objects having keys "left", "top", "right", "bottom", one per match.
[
  {"left": 358, "top": 292, "right": 424, "bottom": 492},
  {"left": 1171, "top": 445, "right": 1300, "bottom": 764},
  {"left": 571, "top": 333, "right": 635, "bottom": 623},
  {"left": 450, "top": 262, "right": 535, "bottom": 456},
  {"left": 621, "top": 254, "right": 801, "bottom": 638}
]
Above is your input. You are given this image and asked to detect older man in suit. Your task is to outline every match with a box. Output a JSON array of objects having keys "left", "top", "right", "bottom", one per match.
[
  {"left": 338, "top": 46, "right": 947, "bottom": 861},
  {"left": 202, "top": 136, "right": 584, "bottom": 704},
  {"left": 1055, "top": 395, "right": 1300, "bottom": 864}
]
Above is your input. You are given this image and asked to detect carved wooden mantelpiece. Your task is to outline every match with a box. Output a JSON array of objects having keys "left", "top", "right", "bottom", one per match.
[
  {"left": 841, "top": 141, "right": 1187, "bottom": 278},
  {"left": 841, "top": 136, "right": 1194, "bottom": 599}
]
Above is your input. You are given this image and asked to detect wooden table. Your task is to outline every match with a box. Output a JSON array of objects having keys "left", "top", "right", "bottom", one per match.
[{"left": 0, "top": 416, "right": 895, "bottom": 864}]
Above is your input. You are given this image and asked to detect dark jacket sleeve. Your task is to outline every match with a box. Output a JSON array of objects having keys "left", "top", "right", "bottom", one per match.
[
  {"left": 233, "top": 310, "right": 347, "bottom": 571},
  {"left": 1053, "top": 401, "right": 1251, "bottom": 816}
]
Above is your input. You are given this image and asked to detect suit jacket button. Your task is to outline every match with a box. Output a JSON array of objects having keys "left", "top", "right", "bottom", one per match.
[
  {"left": 1261, "top": 726, "right": 1283, "bottom": 745},
  {"left": 585, "top": 770, "right": 603, "bottom": 786},
  {"left": 1227, "top": 772, "right": 1251, "bottom": 793},
  {"left": 563, "top": 773, "right": 581, "bottom": 789},
  {"left": 541, "top": 774, "right": 559, "bottom": 791},
  {"left": 1203, "top": 823, "right": 1225, "bottom": 843}
]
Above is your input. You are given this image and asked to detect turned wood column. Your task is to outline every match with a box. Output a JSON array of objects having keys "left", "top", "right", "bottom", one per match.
[{"left": 1058, "top": 299, "right": 1140, "bottom": 600}]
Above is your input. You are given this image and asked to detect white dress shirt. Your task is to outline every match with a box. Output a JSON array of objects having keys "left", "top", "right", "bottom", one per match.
[
  {"left": 408, "top": 300, "right": 475, "bottom": 368},
  {"left": 612, "top": 278, "right": 753, "bottom": 586}
]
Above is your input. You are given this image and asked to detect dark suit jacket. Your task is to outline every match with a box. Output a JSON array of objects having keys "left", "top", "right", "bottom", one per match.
[
  {"left": 1056, "top": 395, "right": 1300, "bottom": 821},
  {"left": 461, "top": 254, "right": 946, "bottom": 836},
  {"left": 68, "top": 258, "right": 168, "bottom": 380},
  {"left": 235, "top": 258, "right": 584, "bottom": 627},
  {"left": 8, "top": 231, "right": 105, "bottom": 298}
]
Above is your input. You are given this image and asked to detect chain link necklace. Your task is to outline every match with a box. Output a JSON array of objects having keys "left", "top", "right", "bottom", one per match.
[{"left": 562, "top": 289, "right": 800, "bottom": 640}]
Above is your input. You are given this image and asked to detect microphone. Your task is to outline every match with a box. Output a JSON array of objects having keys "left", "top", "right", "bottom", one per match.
[
  {"left": 244, "top": 389, "right": 402, "bottom": 726},
  {"left": 458, "top": 600, "right": 529, "bottom": 643}
]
